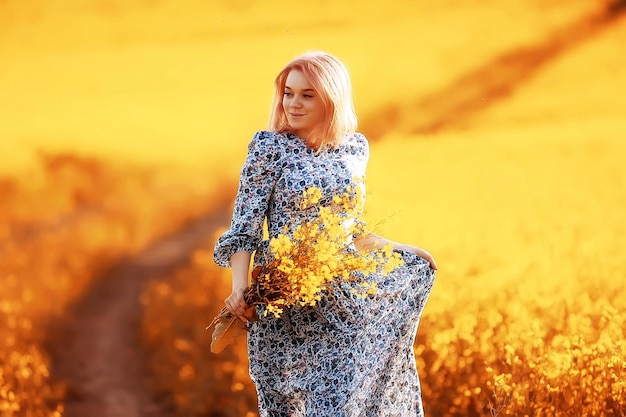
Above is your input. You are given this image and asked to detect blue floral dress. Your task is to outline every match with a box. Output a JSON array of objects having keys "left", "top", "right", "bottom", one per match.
[{"left": 214, "top": 130, "right": 436, "bottom": 417}]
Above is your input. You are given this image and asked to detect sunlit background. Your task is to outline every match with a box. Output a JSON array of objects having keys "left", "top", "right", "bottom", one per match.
[{"left": 1, "top": 1, "right": 625, "bottom": 416}]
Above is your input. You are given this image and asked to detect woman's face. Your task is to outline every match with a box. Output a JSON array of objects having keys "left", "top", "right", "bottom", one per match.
[{"left": 282, "top": 69, "right": 325, "bottom": 140}]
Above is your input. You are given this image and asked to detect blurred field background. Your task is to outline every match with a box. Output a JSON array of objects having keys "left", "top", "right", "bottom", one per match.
[{"left": 1, "top": 0, "right": 625, "bottom": 416}]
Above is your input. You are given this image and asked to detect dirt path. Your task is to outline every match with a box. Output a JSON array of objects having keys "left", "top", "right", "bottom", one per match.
[{"left": 48, "top": 205, "right": 229, "bottom": 417}]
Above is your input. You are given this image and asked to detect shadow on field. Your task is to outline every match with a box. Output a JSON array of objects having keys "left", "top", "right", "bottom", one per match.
[{"left": 361, "top": 0, "right": 626, "bottom": 140}]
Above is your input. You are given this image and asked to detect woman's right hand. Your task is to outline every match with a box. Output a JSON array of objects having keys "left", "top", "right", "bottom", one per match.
[
  {"left": 227, "top": 251, "right": 253, "bottom": 318},
  {"left": 224, "top": 287, "right": 249, "bottom": 318}
]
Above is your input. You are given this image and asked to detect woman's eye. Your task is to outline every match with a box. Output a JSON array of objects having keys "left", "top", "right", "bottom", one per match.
[
  {"left": 303, "top": 94, "right": 313, "bottom": 98},
  {"left": 283, "top": 92, "right": 292, "bottom": 96}
]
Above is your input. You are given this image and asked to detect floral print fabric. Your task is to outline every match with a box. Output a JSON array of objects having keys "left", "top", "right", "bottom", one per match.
[{"left": 214, "top": 131, "right": 436, "bottom": 417}]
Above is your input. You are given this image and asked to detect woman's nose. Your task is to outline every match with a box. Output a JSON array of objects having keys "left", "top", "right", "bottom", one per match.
[{"left": 290, "top": 96, "right": 303, "bottom": 108}]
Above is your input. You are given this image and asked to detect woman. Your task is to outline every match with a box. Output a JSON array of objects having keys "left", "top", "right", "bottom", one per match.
[{"left": 213, "top": 51, "right": 437, "bottom": 417}]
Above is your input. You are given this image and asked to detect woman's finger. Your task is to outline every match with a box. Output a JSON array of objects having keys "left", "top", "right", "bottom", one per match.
[
  {"left": 427, "top": 255, "right": 438, "bottom": 270},
  {"left": 225, "top": 299, "right": 240, "bottom": 316},
  {"left": 227, "top": 299, "right": 247, "bottom": 318}
]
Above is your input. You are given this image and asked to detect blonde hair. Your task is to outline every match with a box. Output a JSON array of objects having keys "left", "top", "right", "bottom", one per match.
[{"left": 268, "top": 51, "right": 358, "bottom": 151}]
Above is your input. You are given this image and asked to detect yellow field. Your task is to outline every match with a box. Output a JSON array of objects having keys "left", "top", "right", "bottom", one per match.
[{"left": 1, "top": 0, "right": 625, "bottom": 416}]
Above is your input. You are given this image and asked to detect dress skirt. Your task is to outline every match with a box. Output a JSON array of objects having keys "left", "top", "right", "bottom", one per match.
[{"left": 247, "top": 250, "right": 436, "bottom": 417}]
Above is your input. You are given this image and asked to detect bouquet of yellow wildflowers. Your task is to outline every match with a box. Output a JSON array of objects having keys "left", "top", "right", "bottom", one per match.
[{"left": 208, "top": 183, "right": 404, "bottom": 353}]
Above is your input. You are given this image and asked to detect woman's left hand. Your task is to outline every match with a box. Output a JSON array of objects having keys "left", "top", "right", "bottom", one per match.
[
  {"left": 356, "top": 234, "right": 439, "bottom": 271},
  {"left": 406, "top": 246, "right": 438, "bottom": 270}
]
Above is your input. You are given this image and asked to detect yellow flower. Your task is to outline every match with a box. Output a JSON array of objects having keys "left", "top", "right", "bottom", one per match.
[{"left": 252, "top": 185, "right": 404, "bottom": 318}]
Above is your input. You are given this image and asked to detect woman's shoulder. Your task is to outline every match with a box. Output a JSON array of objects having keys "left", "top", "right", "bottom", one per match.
[
  {"left": 250, "top": 129, "right": 282, "bottom": 144},
  {"left": 353, "top": 132, "right": 369, "bottom": 146},
  {"left": 250, "top": 130, "right": 295, "bottom": 145},
  {"left": 341, "top": 131, "right": 369, "bottom": 156},
  {"left": 247, "top": 130, "right": 292, "bottom": 155}
]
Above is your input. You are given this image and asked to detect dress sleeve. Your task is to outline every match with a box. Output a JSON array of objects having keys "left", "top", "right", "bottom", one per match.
[{"left": 213, "top": 131, "right": 282, "bottom": 267}]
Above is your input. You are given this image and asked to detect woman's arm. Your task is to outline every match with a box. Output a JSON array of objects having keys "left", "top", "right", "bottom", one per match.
[
  {"left": 224, "top": 251, "right": 252, "bottom": 318},
  {"left": 354, "top": 233, "right": 438, "bottom": 270},
  {"left": 214, "top": 132, "right": 282, "bottom": 317}
]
